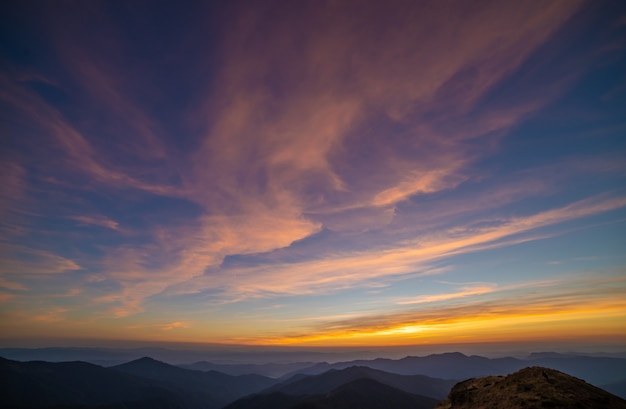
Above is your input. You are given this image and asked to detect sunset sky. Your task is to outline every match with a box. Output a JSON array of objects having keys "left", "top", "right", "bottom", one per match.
[{"left": 1, "top": 0, "right": 625, "bottom": 351}]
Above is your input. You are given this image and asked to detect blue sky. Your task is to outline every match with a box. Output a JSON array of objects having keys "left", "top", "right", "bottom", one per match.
[{"left": 0, "top": 0, "right": 625, "bottom": 349}]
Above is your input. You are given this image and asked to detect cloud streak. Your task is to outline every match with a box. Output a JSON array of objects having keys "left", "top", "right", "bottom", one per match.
[{"left": 170, "top": 194, "right": 626, "bottom": 301}]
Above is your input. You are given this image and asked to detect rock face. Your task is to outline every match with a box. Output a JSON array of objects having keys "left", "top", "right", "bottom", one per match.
[{"left": 436, "top": 366, "right": 626, "bottom": 409}]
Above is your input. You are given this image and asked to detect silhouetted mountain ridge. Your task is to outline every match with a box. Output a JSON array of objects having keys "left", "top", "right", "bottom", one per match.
[
  {"left": 268, "top": 365, "right": 455, "bottom": 400},
  {"left": 285, "top": 351, "right": 626, "bottom": 386},
  {"left": 318, "top": 378, "right": 440, "bottom": 409},
  {"left": 0, "top": 357, "right": 181, "bottom": 409},
  {"left": 0, "top": 356, "right": 277, "bottom": 409},
  {"left": 225, "top": 377, "right": 439, "bottom": 409},
  {"left": 3, "top": 353, "right": 626, "bottom": 409},
  {"left": 180, "top": 360, "right": 314, "bottom": 377},
  {"left": 113, "top": 356, "right": 276, "bottom": 407}
]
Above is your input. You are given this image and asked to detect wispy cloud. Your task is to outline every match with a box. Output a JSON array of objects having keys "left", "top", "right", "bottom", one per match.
[
  {"left": 0, "top": 278, "right": 27, "bottom": 291},
  {"left": 141, "top": 0, "right": 586, "bottom": 304},
  {"left": 0, "top": 72, "right": 179, "bottom": 197},
  {"left": 32, "top": 307, "right": 70, "bottom": 323},
  {"left": 169, "top": 195, "right": 626, "bottom": 301},
  {"left": 70, "top": 215, "right": 120, "bottom": 231},
  {"left": 397, "top": 285, "right": 497, "bottom": 305},
  {"left": 0, "top": 243, "right": 81, "bottom": 275},
  {"left": 160, "top": 321, "right": 191, "bottom": 331},
  {"left": 5, "top": 0, "right": 625, "bottom": 349}
]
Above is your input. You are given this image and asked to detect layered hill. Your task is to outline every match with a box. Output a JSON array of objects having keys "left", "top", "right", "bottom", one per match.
[
  {"left": 285, "top": 352, "right": 626, "bottom": 390},
  {"left": 0, "top": 356, "right": 277, "bottom": 409},
  {"left": 113, "top": 356, "right": 275, "bottom": 407},
  {"left": 225, "top": 377, "right": 439, "bottom": 409},
  {"left": 4, "top": 353, "right": 625, "bottom": 409},
  {"left": 111, "top": 357, "right": 276, "bottom": 408},
  {"left": 436, "top": 366, "right": 626, "bottom": 409},
  {"left": 267, "top": 365, "right": 455, "bottom": 400},
  {"left": 225, "top": 365, "right": 454, "bottom": 409}
]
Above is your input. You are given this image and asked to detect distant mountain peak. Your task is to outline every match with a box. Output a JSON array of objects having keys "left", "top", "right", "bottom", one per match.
[
  {"left": 526, "top": 352, "right": 569, "bottom": 359},
  {"left": 440, "top": 352, "right": 468, "bottom": 357},
  {"left": 120, "top": 356, "right": 170, "bottom": 367},
  {"left": 135, "top": 356, "right": 159, "bottom": 362},
  {"left": 436, "top": 366, "right": 626, "bottom": 409}
]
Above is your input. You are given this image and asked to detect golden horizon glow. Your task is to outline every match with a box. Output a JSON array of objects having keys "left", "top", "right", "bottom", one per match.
[{"left": 250, "top": 306, "right": 626, "bottom": 347}]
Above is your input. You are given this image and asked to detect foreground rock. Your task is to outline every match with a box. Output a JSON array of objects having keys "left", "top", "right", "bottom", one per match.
[{"left": 436, "top": 366, "right": 626, "bottom": 409}]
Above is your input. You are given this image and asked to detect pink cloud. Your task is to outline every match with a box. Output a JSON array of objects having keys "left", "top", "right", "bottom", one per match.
[
  {"left": 70, "top": 215, "right": 120, "bottom": 231},
  {"left": 169, "top": 195, "right": 626, "bottom": 300},
  {"left": 1, "top": 0, "right": 597, "bottom": 320},
  {"left": 0, "top": 243, "right": 81, "bottom": 275}
]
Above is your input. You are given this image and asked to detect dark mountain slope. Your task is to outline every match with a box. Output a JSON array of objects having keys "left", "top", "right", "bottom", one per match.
[
  {"left": 0, "top": 357, "right": 180, "bottom": 409},
  {"left": 223, "top": 392, "right": 304, "bottom": 409},
  {"left": 225, "top": 378, "right": 438, "bottom": 409},
  {"left": 113, "top": 357, "right": 276, "bottom": 407},
  {"left": 436, "top": 366, "right": 626, "bottom": 409},
  {"left": 295, "top": 378, "right": 440, "bottom": 409},
  {"left": 267, "top": 365, "right": 455, "bottom": 400}
]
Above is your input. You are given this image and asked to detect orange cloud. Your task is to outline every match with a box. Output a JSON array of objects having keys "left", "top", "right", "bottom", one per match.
[
  {"left": 0, "top": 243, "right": 81, "bottom": 275},
  {"left": 159, "top": 321, "right": 191, "bottom": 331},
  {"left": 32, "top": 307, "right": 70, "bottom": 323},
  {"left": 0, "top": 278, "right": 27, "bottom": 292}
]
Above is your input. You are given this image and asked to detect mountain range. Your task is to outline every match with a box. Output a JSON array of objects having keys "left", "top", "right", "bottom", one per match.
[
  {"left": 0, "top": 357, "right": 181, "bottom": 409},
  {"left": 0, "top": 356, "right": 275, "bottom": 409},
  {"left": 113, "top": 357, "right": 276, "bottom": 408},
  {"left": 2, "top": 351, "right": 626, "bottom": 408},
  {"left": 280, "top": 351, "right": 626, "bottom": 392}
]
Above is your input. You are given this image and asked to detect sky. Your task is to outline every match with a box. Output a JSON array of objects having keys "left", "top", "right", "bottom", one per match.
[{"left": 0, "top": 0, "right": 625, "bottom": 352}]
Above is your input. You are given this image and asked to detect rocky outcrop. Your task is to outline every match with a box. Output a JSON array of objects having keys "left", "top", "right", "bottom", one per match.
[{"left": 436, "top": 366, "right": 626, "bottom": 409}]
